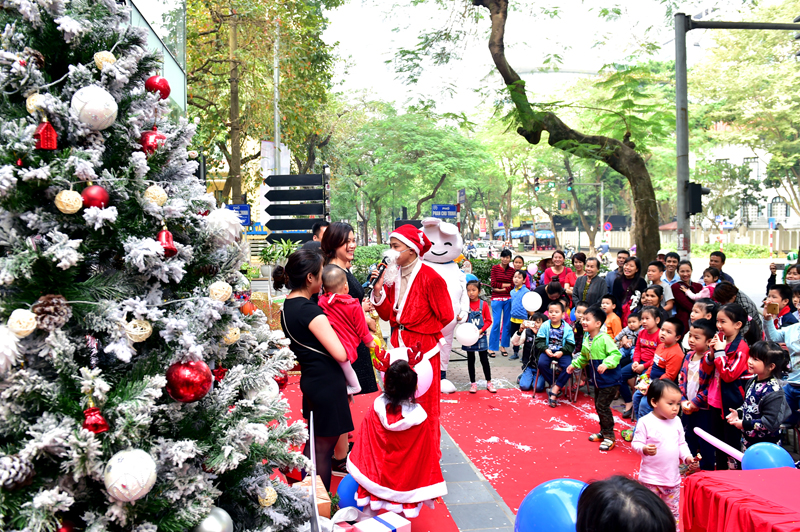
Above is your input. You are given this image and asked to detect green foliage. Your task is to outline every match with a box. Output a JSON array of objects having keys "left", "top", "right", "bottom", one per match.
[
  {"left": 692, "top": 160, "right": 765, "bottom": 226},
  {"left": 470, "top": 258, "right": 500, "bottom": 288},
  {"left": 352, "top": 245, "right": 389, "bottom": 283},
  {"left": 662, "top": 242, "right": 771, "bottom": 259}
]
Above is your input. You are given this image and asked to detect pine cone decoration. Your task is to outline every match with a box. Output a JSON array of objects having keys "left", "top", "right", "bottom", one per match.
[
  {"left": 0, "top": 454, "right": 34, "bottom": 490},
  {"left": 194, "top": 264, "right": 220, "bottom": 277},
  {"left": 31, "top": 294, "right": 72, "bottom": 332}
]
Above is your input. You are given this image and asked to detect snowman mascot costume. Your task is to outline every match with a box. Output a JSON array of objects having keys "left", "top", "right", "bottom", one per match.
[{"left": 421, "top": 217, "right": 469, "bottom": 390}]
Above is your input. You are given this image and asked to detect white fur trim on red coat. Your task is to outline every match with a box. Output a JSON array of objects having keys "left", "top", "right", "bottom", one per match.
[
  {"left": 373, "top": 397, "right": 427, "bottom": 431},
  {"left": 346, "top": 458, "right": 448, "bottom": 504}
]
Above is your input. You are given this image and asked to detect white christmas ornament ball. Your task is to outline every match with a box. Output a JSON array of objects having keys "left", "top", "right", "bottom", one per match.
[
  {"left": 103, "top": 449, "right": 157, "bottom": 503},
  {"left": 208, "top": 281, "right": 232, "bottom": 301},
  {"left": 193, "top": 507, "right": 233, "bottom": 532},
  {"left": 522, "top": 291, "right": 542, "bottom": 313},
  {"left": 455, "top": 323, "right": 480, "bottom": 347},
  {"left": 144, "top": 185, "right": 168, "bottom": 207},
  {"left": 7, "top": 309, "right": 36, "bottom": 338},
  {"left": 70, "top": 85, "right": 118, "bottom": 130},
  {"left": 205, "top": 208, "right": 243, "bottom": 246},
  {"left": 244, "top": 377, "right": 279, "bottom": 400}
]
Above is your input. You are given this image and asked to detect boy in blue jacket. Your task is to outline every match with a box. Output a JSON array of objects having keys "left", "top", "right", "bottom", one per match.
[
  {"left": 536, "top": 300, "right": 576, "bottom": 406},
  {"left": 567, "top": 306, "right": 623, "bottom": 451}
]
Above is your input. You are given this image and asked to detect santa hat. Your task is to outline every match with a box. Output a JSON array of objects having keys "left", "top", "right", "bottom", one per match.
[{"left": 389, "top": 224, "right": 431, "bottom": 257}]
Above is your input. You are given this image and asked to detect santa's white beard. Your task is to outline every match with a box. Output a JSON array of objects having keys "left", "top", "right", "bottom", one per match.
[{"left": 383, "top": 250, "right": 401, "bottom": 287}]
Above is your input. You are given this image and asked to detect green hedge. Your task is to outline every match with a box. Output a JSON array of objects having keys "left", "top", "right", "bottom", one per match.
[
  {"left": 352, "top": 245, "right": 389, "bottom": 284},
  {"left": 661, "top": 242, "right": 771, "bottom": 259}
]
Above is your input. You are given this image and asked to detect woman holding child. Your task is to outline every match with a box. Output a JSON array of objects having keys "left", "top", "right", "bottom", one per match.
[{"left": 275, "top": 250, "right": 352, "bottom": 491}]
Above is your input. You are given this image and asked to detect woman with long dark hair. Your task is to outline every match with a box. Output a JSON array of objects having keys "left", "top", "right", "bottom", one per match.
[
  {"left": 274, "top": 249, "right": 351, "bottom": 491},
  {"left": 612, "top": 257, "right": 647, "bottom": 322}
]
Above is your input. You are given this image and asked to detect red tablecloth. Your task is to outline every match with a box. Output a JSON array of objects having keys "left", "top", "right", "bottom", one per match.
[{"left": 682, "top": 468, "right": 800, "bottom": 532}]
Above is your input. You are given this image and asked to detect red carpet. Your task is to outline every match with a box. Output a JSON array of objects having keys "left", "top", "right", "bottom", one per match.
[
  {"left": 440, "top": 388, "right": 642, "bottom": 514},
  {"left": 281, "top": 375, "right": 460, "bottom": 531}
]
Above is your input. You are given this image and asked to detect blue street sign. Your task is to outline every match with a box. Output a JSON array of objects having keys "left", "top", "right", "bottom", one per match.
[
  {"left": 431, "top": 204, "right": 457, "bottom": 218},
  {"left": 603, "top": 222, "right": 613, "bottom": 232},
  {"left": 722, "top": 221, "right": 735, "bottom": 229},
  {"left": 227, "top": 204, "right": 251, "bottom": 226},
  {"left": 769, "top": 217, "right": 776, "bottom": 230},
  {"left": 715, "top": 215, "right": 723, "bottom": 223},
  {"left": 457, "top": 188, "right": 466, "bottom": 204}
]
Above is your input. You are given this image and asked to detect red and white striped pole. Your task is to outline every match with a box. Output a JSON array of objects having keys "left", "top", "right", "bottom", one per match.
[
  {"left": 456, "top": 203, "right": 461, "bottom": 232},
  {"left": 769, "top": 224, "right": 774, "bottom": 258},
  {"left": 719, "top": 223, "right": 724, "bottom": 252}
]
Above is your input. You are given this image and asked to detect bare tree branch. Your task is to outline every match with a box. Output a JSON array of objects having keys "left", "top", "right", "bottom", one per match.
[{"left": 412, "top": 174, "right": 447, "bottom": 219}]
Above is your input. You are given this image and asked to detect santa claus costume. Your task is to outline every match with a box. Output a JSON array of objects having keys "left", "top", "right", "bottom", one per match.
[
  {"left": 368, "top": 225, "right": 453, "bottom": 473},
  {"left": 347, "top": 389, "right": 446, "bottom": 517}
]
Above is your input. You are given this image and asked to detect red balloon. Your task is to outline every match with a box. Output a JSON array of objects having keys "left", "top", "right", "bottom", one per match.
[
  {"left": 82, "top": 407, "right": 109, "bottom": 434},
  {"left": 157, "top": 229, "right": 178, "bottom": 258},
  {"left": 81, "top": 184, "right": 109, "bottom": 208},
  {"left": 145, "top": 75, "right": 171, "bottom": 100},
  {"left": 140, "top": 126, "right": 167, "bottom": 156},
  {"left": 274, "top": 369, "right": 289, "bottom": 390},
  {"left": 166, "top": 360, "right": 213, "bottom": 402}
]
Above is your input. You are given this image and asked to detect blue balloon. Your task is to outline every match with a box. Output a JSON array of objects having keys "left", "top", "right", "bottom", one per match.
[
  {"left": 514, "top": 478, "right": 587, "bottom": 532},
  {"left": 466, "top": 273, "right": 479, "bottom": 283},
  {"left": 336, "top": 474, "right": 361, "bottom": 510},
  {"left": 741, "top": 442, "right": 795, "bottom": 470}
]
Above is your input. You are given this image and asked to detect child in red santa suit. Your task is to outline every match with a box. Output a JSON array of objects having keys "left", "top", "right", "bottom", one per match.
[
  {"left": 370, "top": 224, "right": 455, "bottom": 451},
  {"left": 347, "top": 355, "right": 447, "bottom": 518}
]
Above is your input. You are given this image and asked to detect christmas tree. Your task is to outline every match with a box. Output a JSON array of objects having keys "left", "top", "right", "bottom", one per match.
[{"left": 0, "top": 0, "right": 311, "bottom": 530}]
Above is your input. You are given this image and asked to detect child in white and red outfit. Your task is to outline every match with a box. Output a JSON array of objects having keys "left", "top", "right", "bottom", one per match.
[
  {"left": 463, "top": 279, "right": 495, "bottom": 393},
  {"left": 347, "top": 357, "right": 447, "bottom": 518},
  {"left": 318, "top": 265, "right": 377, "bottom": 394}
]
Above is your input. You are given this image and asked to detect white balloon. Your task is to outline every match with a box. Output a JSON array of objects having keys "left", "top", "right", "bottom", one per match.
[
  {"left": 414, "top": 359, "right": 433, "bottom": 398},
  {"left": 70, "top": 85, "right": 118, "bottom": 130},
  {"left": 522, "top": 291, "right": 542, "bottom": 313},
  {"left": 440, "top": 379, "right": 456, "bottom": 394},
  {"left": 454, "top": 323, "right": 480, "bottom": 347},
  {"left": 103, "top": 449, "right": 157, "bottom": 502}
]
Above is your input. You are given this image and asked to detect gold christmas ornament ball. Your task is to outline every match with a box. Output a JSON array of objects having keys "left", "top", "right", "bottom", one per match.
[
  {"left": 223, "top": 327, "right": 240, "bottom": 345},
  {"left": 93, "top": 51, "right": 116, "bottom": 70},
  {"left": 209, "top": 281, "right": 232, "bottom": 302},
  {"left": 55, "top": 190, "right": 83, "bottom": 214},
  {"left": 7, "top": 309, "right": 36, "bottom": 338},
  {"left": 258, "top": 485, "right": 278, "bottom": 507},
  {"left": 25, "top": 93, "right": 46, "bottom": 114},
  {"left": 143, "top": 185, "right": 168, "bottom": 207},
  {"left": 125, "top": 319, "right": 153, "bottom": 343}
]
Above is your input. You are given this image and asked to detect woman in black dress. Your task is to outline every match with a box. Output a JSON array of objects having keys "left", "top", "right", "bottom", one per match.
[
  {"left": 320, "top": 222, "right": 379, "bottom": 395},
  {"left": 275, "top": 249, "right": 352, "bottom": 491}
]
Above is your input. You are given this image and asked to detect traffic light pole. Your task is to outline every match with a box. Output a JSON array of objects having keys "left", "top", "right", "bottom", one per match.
[{"left": 674, "top": 12, "right": 800, "bottom": 259}]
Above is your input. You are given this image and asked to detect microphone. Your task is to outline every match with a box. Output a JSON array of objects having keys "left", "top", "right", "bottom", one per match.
[{"left": 364, "top": 257, "right": 388, "bottom": 299}]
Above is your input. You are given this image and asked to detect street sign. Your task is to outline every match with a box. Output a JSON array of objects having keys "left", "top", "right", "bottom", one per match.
[
  {"left": 769, "top": 217, "right": 776, "bottom": 230},
  {"left": 264, "top": 174, "right": 324, "bottom": 187},
  {"left": 266, "top": 203, "right": 325, "bottom": 216},
  {"left": 479, "top": 216, "right": 487, "bottom": 237},
  {"left": 226, "top": 204, "right": 251, "bottom": 226},
  {"left": 265, "top": 189, "right": 324, "bottom": 202},
  {"left": 722, "top": 221, "right": 735, "bottom": 229},
  {"left": 715, "top": 215, "right": 723, "bottom": 223},
  {"left": 603, "top": 222, "right": 613, "bottom": 231},
  {"left": 457, "top": 188, "right": 466, "bottom": 204},
  {"left": 263, "top": 218, "right": 319, "bottom": 231},
  {"left": 431, "top": 204, "right": 457, "bottom": 218},
  {"left": 247, "top": 223, "right": 272, "bottom": 235}
]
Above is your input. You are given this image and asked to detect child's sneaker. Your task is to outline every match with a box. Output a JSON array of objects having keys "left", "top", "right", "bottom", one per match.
[
  {"left": 599, "top": 439, "right": 615, "bottom": 451},
  {"left": 621, "top": 429, "right": 633, "bottom": 442},
  {"left": 469, "top": 383, "right": 478, "bottom": 394},
  {"left": 487, "top": 381, "right": 497, "bottom": 393},
  {"left": 588, "top": 433, "right": 603, "bottom": 442}
]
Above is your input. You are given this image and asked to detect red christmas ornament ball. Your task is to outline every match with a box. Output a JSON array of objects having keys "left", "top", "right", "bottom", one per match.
[
  {"left": 81, "top": 185, "right": 109, "bottom": 208},
  {"left": 145, "top": 75, "right": 171, "bottom": 100},
  {"left": 57, "top": 522, "right": 75, "bottom": 532},
  {"left": 140, "top": 126, "right": 167, "bottom": 156},
  {"left": 274, "top": 369, "right": 288, "bottom": 390},
  {"left": 166, "top": 360, "right": 213, "bottom": 402}
]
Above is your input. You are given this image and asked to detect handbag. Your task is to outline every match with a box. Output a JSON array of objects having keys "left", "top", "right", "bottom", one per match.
[{"left": 280, "top": 309, "right": 330, "bottom": 358}]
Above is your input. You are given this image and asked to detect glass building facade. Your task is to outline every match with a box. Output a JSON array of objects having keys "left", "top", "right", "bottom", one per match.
[{"left": 128, "top": 0, "right": 187, "bottom": 115}]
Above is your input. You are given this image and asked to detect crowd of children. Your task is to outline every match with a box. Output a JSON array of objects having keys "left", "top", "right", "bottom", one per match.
[{"left": 458, "top": 255, "right": 800, "bottom": 526}]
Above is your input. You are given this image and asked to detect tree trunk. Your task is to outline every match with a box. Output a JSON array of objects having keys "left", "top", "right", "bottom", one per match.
[
  {"left": 474, "top": 0, "right": 659, "bottom": 263},
  {"left": 412, "top": 173, "right": 447, "bottom": 219},
  {"left": 504, "top": 181, "right": 513, "bottom": 241},
  {"left": 228, "top": 14, "right": 242, "bottom": 204},
  {"left": 372, "top": 200, "right": 383, "bottom": 244},
  {"left": 564, "top": 157, "right": 598, "bottom": 255}
]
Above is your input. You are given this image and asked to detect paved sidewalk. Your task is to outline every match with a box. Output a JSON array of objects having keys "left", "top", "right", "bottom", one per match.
[{"left": 440, "top": 427, "right": 515, "bottom": 531}]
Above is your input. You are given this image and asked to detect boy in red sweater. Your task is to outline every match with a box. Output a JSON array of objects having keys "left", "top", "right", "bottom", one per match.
[{"left": 318, "top": 265, "right": 378, "bottom": 394}]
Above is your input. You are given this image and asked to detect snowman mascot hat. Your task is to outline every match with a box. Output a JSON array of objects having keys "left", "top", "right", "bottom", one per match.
[{"left": 420, "top": 217, "right": 468, "bottom": 390}]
